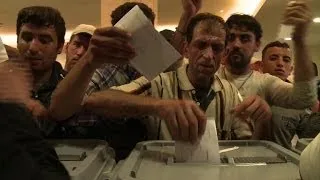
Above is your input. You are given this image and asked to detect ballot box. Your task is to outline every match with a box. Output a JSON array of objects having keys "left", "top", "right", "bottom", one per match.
[
  {"left": 292, "top": 138, "right": 314, "bottom": 155},
  {"left": 110, "top": 140, "right": 301, "bottom": 180},
  {"left": 50, "top": 139, "right": 116, "bottom": 180}
]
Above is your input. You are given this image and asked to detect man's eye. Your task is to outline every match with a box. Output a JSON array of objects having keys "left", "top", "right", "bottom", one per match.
[
  {"left": 197, "top": 42, "right": 207, "bottom": 50},
  {"left": 39, "top": 36, "right": 52, "bottom": 44},
  {"left": 21, "top": 34, "right": 33, "bottom": 42},
  {"left": 270, "top": 56, "right": 278, "bottom": 61},
  {"left": 212, "top": 45, "right": 224, "bottom": 53},
  {"left": 240, "top": 35, "right": 250, "bottom": 43},
  {"left": 283, "top": 58, "right": 291, "bottom": 63},
  {"left": 227, "top": 34, "right": 236, "bottom": 42}
]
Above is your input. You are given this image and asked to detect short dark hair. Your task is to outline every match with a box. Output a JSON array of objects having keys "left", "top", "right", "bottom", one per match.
[
  {"left": 160, "top": 29, "right": 175, "bottom": 43},
  {"left": 262, "top": 41, "right": 290, "bottom": 60},
  {"left": 111, "top": 2, "right": 155, "bottom": 26},
  {"left": 186, "top": 13, "right": 227, "bottom": 43},
  {"left": 69, "top": 33, "right": 92, "bottom": 43},
  {"left": 313, "top": 62, "right": 318, "bottom": 76},
  {"left": 16, "top": 6, "right": 66, "bottom": 45},
  {"left": 226, "top": 14, "right": 262, "bottom": 41}
]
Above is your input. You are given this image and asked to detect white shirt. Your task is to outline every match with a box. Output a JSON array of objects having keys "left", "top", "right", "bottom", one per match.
[
  {"left": 216, "top": 66, "right": 317, "bottom": 109},
  {"left": 300, "top": 133, "right": 320, "bottom": 180}
]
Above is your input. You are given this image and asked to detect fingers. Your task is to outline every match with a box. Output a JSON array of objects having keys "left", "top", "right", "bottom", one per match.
[
  {"left": 159, "top": 100, "right": 206, "bottom": 143},
  {"left": 176, "top": 107, "right": 190, "bottom": 141},
  {"left": 87, "top": 27, "right": 137, "bottom": 66},
  {"left": 231, "top": 96, "right": 255, "bottom": 118},
  {"left": 256, "top": 110, "right": 271, "bottom": 125},
  {"left": 183, "top": 105, "right": 199, "bottom": 143},
  {"left": 0, "top": 61, "right": 32, "bottom": 104},
  {"left": 94, "top": 27, "right": 132, "bottom": 40},
  {"left": 90, "top": 36, "right": 135, "bottom": 54},
  {"left": 242, "top": 98, "right": 261, "bottom": 121},
  {"left": 283, "top": 1, "right": 312, "bottom": 25},
  {"left": 191, "top": 103, "right": 206, "bottom": 136}
]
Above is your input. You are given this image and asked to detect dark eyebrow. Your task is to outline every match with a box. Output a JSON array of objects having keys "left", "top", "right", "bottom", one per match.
[
  {"left": 283, "top": 55, "right": 291, "bottom": 60},
  {"left": 39, "top": 34, "right": 53, "bottom": 39}
]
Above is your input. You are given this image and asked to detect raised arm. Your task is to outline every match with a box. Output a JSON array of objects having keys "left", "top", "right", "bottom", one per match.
[
  {"left": 49, "top": 27, "right": 135, "bottom": 120},
  {"left": 171, "top": 0, "right": 202, "bottom": 53}
]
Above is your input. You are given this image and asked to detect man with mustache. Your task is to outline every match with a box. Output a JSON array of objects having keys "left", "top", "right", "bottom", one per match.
[
  {"left": 64, "top": 24, "right": 96, "bottom": 73},
  {"left": 261, "top": 41, "right": 320, "bottom": 148},
  {"left": 217, "top": 1, "right": 317, "bottom": 140},
  {"left": 16, "top": 6, "right": 66, "bottom": 134}
]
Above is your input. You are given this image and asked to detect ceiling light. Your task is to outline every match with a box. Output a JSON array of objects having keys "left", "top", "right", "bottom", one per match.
[
  {"left": 220, "top": 10, "right": 224, "bottom": 13},
  {"left": 155, "top": 25, "right": 176, "bottom": 31},
  {"left": 284, "top": 37, "right": 292, "bottom": 41},
  {"left": 223, "top": 0, "right": 266, "bottom": 19},
  {"left": 313, "top": 17, "right": 320, "bottom": 23}
]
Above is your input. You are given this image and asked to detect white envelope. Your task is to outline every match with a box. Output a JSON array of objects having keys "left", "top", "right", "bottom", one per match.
[
  {"left": 114, "top": 5, "right": 181, "bottom": 80},
  {"left": 175, "top": 118, "right": 220, "bottom": 163},
  {"left": 0, "top": 37, "right": 8, "bottom": 62}
]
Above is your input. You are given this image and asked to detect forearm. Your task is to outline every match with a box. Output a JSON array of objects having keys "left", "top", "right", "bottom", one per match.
[
  {"left": 49, "top": 53, "right": 98, "bottom": 121},
  {"left": 83, "top": 89, "right": 160, "bottom": 118},
  {"left": 171, "top": 12, "right": 194, "bottom": 54},
  {"left": 293, "top": 37, "right": 314, "bottom": 82}
]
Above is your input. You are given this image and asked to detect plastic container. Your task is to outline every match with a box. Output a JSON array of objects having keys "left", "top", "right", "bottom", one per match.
[
  {"left": 49, "top": 139, "right": 116, "bottom": 180},
  {"left": 292, "top": 138, "right": 314, "bottom": 155},
  {"left": 111, "top": 140, "right": 301, "bottom": 180}
]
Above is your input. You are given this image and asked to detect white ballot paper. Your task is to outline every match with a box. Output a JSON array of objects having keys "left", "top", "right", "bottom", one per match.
[
  {"left": 0, "top": 37, "right": 8, "bottom": 62},
  {"left": 114, "top": 6, "right": 181, "bottom": 80},
  {"left": 277, "top": 24, "right": 293, "bottom": 40},
  {"left": 175, "top": 118, "right": 220, "bottom": 163},
  {"left": 277, "top": 1, "right": 298, "bottom": 40}
]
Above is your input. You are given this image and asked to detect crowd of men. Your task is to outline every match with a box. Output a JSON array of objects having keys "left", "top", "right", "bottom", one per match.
[{"left": 0, "top": 0, "right": 319, "bottom": 179}]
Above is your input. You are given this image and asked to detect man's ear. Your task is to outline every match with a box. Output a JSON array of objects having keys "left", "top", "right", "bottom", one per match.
[
  {"left": 254, "top": 40, "right": 261, "bottom": 52},
  {"left": 58, "top": 42, "right": 67, "bottom": 54}
]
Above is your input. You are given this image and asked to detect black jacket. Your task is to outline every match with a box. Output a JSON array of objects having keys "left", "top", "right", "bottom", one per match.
[{"left": 0, "top": 103, "right": 70, "bottom": 180}]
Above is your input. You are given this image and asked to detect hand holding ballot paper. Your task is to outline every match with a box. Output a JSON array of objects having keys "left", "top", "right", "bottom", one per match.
[
  {"left": 114, "top": 5, "right": 181, "bottom": 80},
  {"left": 175, "top": 118, "right": 220, "bottom": 163},
  {"left": 278, "top": 0, "right": 312, "bottom": 41}
]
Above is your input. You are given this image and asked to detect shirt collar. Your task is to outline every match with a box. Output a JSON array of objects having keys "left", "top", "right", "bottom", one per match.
[{"left": 176, "top": 64, "right": 222, "bottom": 93}]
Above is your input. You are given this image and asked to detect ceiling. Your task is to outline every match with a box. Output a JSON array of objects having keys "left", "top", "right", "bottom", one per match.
[
  {"left": 255, "top": 0, "right": 320, "bottom": 61},
  {"left": 0, "top": 0, "right": 101, "bottom": 34},
  {"left": 0, "top": 0, "right": 319, "bottom": 66}
]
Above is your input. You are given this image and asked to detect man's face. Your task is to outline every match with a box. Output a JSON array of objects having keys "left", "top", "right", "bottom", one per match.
[
  {"left": 65, "top": 33, "right": 91, "bottom": 72},
  {"left": 262, "top": 46, "right": 293, "bottom": 80},
  {"left": 225, "top": 26, "right": 260, "bottom": 70},
  {"left": 186, "top": 22, "right": 226, "bottom": 80},
  {"left": 17, "top": 23, "right": 62, "bottom": 72}
]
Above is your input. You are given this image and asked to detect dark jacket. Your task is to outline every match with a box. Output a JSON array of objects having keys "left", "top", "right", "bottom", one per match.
[{"left": 0, "top": 103, "right": 70, "bottom": 180}]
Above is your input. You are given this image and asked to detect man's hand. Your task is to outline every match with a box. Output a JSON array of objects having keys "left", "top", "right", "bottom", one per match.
[
  {"left": 283, "top": 1, "right": 312, "bottom": 40},
  {"left": 26, "top": 100, "right": 49, "bottom": 121},
  {"left": 154, "top": 99, "right": 206, "bottom": 143},
  {"left": 182, "top": 0, "right": 202, "bottom": 15},
  {"left": 0, "top": 61, "right": 32, "bottom": 105},
  {"left": 232, "top": 95, "right": 272, "bottom": 125},
  {"left": 85, "top": 27, "right": 136, "bottom": 68},
  {"left": 232, "top": 95, "right": 272, "bottom": 139}
]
